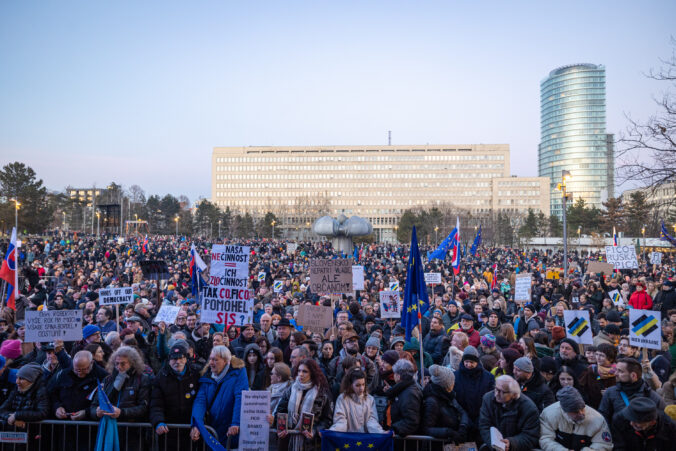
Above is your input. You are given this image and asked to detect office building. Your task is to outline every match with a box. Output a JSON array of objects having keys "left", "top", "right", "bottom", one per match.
[{"left": 539, "top": 64, "right": 614, "bottom": 218}]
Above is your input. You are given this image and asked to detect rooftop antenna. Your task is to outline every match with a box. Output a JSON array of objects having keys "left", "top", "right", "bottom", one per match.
[{"left": 388, "top": 130, "right": 391, "bottom": 146}]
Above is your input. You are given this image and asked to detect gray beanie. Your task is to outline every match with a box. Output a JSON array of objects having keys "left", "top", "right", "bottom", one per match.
[
  {"left": 513, "top": 357, "right": 534, "bottom": 373},
  {"left": 557, "top": 386, "right": 586, "bottom": 413},
  {"left": 17, "top": 363, "right": 43, "bottom": 384},
  {"left": 462, "top": 345, "right": 480, "bottom": 362},
  {"left": 429, "top": 364, "right": 455, "bottom": 390},
  {"left": 365, "top": 336, "right": 380, "bottom": 349},
  {"left": 389, "top": 336, "right": 405, "bottom": 350}
]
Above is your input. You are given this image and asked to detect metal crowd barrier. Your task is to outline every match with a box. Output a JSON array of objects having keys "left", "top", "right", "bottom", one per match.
[{"left": 0, "top": 420, "right": 218, "bottom": 451}]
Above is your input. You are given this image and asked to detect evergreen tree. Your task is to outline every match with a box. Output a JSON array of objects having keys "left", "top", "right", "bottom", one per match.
[
  {"left": 625, "top": 191, "right": 652, "bottom": 236},
  {"left": 549, "top": 214, "right": 563, "bottom": 237},
  {"left": 601, "top": 197, "right": 625, "bottom": 234},
  {"left": 518, "top": 208, "right": 539, "bottom": 239},
  {"left": 0, "top": 162, "right": 54, "bottom": 233},
  {"left": 396, "top": 210, "right": 417, "bottom": 243}
]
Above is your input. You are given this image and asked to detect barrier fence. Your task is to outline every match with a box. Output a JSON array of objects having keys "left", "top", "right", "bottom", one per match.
[{"left": 0, "top": 420, "right": 452, "bottom": 451}]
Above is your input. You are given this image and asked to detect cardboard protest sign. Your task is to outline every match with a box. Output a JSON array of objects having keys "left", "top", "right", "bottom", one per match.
[
  {"left": 352, "top": 265, "right": 365, "bottom": 291},
  {"left": 424, "top": 272, "right": 442, "bottom": 285},
  {"left": 379, "top": 291, "right": 401, "bottom": 319},
  {"left": 563, "top": 310, "right": 593, "bottom": 345},
  {"left": 99, "top": 287, "right": 134, "bottom": 306},
  {"left": 209, "top": 245, "right": 250, "bottom": 279},
  {"left": 239, "top": 391, "right": 271, "bottom": 451},
  {"left": 586, "top": 261, "right": 614, "bottom": 274},
  {"left": 297, "top": 304, "right": 333, "bottom": 331},
  {"left": 513, "top": 273, "right": 531, "bottom": 303},
  {"left": 605, "top": 246, "right": 638, "bottom": 269},
  {"left": 153, "top": 305, "right": 181, "bottom": 324},
  {"left": 286, "top": 243, "right": 298, "bottom": 255},
  {"left": 309, "top": 259, "right": 353, "bottom": 294},
  {"left": 608, "top": 289, "right": 624, "bottom": 306},
  {"left": 25, "top": 310, "right": 83, "bottom": 342},
  {"left": 629, "top": 309, "right": 662, "bottom": 350},
  {"left": 389, "top": 281, "right": 400, "bottom": 291},
  {"left": 650, "top": 252, "right": 662, "bottom": 265}
]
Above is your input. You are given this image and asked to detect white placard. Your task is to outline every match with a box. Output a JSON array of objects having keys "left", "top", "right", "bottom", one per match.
[
  {"left": 563, "top": 310, "right": 593, "bottom": 345},
  {"left": 605, "top": 246, "right": 638, "bottom": 269},
  {"left": 424, "top": 272, "right": 441, "bottom": 285},
  {"left": 629, "top": 309, "right": 662, "bottom": 350},
  {"left": 286, "top": 243, "right": 298, "bottom": 255},
  {"left": 389, "top": 281, "right": 400, "bottom": 291},
  {"left": 209, "top": 245, "right": 250, "bottom": 279},
  {"left": 273, "top": 280, "right": 283, "bottom": 293},
  {"left": 25, "top": 310, "right": 83, "bottom": 342},
  {"left": 153, "top": 305, "right": 181, "bottom": 324},
  {"left": 201, "top": 285, "right": 253, "bottom": 327},
  {"left": 99, "top": 287, "right": 134, "bottom": 306},
  {"left": 257, "top": 271, "right": 266, "bottom": 282},
  {"left": 379, "top": 291, "right": 401, "bottom": 319},
  {"left": 514, "top": 273, "right": 531, "bottom": 302},
  {"left": 239, "top": 391, "right": 271, "bottom": 451},
  {"left": 352, "top": 265, "right": 365, "bottom": 291},
  {"left": 16, "top": 240, "right": 21, "bottom": 248},
  {"left": 608, "top": 289, "right": 624, "bottom": 306},
  {"left": 650, "top": 252, "right": 662, "bottom": 265}
]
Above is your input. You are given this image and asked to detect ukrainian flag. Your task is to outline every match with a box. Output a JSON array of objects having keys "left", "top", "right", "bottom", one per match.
[{"left": 321, "top": 430, "right": 394, "bottom": 451}]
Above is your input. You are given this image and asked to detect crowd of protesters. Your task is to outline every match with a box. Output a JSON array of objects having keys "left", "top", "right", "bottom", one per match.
[{"left": 0, "top": 232, "right": 675, "bottom": 450}]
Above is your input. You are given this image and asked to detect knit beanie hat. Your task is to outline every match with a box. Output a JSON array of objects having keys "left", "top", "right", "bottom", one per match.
[
  {"left": 82, "top": 325, "right": 101, "bottom": 340},
  {"left": 560, "top": 338, "right": 580, "bottom": 355},
  {"left": 381, "top": 350, "right": 400, "bottom": 366},
  {"left": 540, "top": 356, "right": 558, "bottom": 375},
  {"left": 429, "top": 364, "right": 455, "bottom": 390},
  {"left": 389, "top": 337, "right": 405, "bottom": 350},
  {"left": 17, "top": 363, "right": 43, "bottom": 384},
  {"left": 557, "top": 386, "right": 586, "bottom": 413},
  {"left": 551, "top": 326, "right": 566, "bottom": 341},
  {"left": 365, "top": 336, "right": 380, "bottom": 349},
  {"left": 513, "top": 356, "right": 534, "bottom": 373},
  {"left": 527, "top": 321, "right": 540, "bottom": 332},
  {"left": 0, "top": 339, "right": 22, "bottom": 360},
  {"left": 480, "top": 334, "right": 496, "bottom": 348},
  {"left": 462, "top": 345, "right": 480, "bottom": 363}
]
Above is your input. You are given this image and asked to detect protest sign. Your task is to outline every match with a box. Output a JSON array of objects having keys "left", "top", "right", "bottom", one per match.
[
  {"left": 629, "top": 309, "right": 662, "bottom": 350},
  {"left": 424, "top": 272, "right": 442, "bottom": 285},
  {"left": 273, "top": 280, "right": 283, "bottom": 293},
  {"left": 608, "top": 289, "right": 624, "bottom": 306},
  {"left": 286, "top": 243, "right": 298, "bottom": 255},
  {"left": 99, "top": 287, "right": 134, "bottom": 306},
  {"left": 513, "top": 273, "right": 531, "bottom": 303},
  {"left": 297, "top": 304, "right": 333, "bottom": 331},
  {"left": 153, "top": 305, "right": 181, "bottom": 324},
  {"left": 389, "top": 281, "right": 400, "bottom": 291},
  {"left": 563, "top": 310, "right": 593, "bottom": 345},
  {"left": 309, "top": 259, "right": 353, "bottom": 294},
  {"left": 257, "top": 272, "right": 266, "bottom": 282},
  {"left": 586, "top": 261, "right": 614, "bottom": 274},
  {"left": 605, "top": 246, "right": 638, "bottom": 269},
  {"left": 379, "top": 291, "right": 401, "bottom": 319},
  {"left": 209, "top": 245, "right": 250, "bottom": 279},
  {"left": 25, "top": 310, "right": 83, "bottom": 342},
  {"left": 0, "top": 432, "right": 27, "bottom": 444},
  {"left": 201, "top": 285, "right": 253, "bottom": 327},
  {"left": 650, "top": 252, "right": 662, "bottom": 265},
  {"left": 352, "top": 265, "right": 364, "bottom": 291},
  {"left": 239, "top": 391, "right": 271, "bottom": 451}
]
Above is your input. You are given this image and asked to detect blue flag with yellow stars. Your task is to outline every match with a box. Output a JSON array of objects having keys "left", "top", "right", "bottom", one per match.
[
  {"left": 402, "top": 226, "right": 429, "bottom": 342},
  {"left": 321, "top": 430, "right": 394, "bottom": 451}
]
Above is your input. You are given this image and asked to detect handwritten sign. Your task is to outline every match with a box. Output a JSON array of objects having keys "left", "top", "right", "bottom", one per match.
[
  {"left": 629, "top": 309, "right": 661, "bottom": 350},
  {"left": 297, "top": 304, "right": 334, "bottom": 331},
  {"left": 25, "top": 310, "right": 83, "bottom": 342},
  {"left": 513, "top": 273, "right": 531, "bottom": 303},
  {"left": 379, "top": 291, "right": 401, "bottom": 319},
  {"left": 286, "top": 243, "right": 298, "bottom": 255},
  {"left": 210, "top": 245, "right": 250, "bottom": 279},
  {"left": 99, "top": 287, "right": 134, "bottom": 306},
  {"left": 650, "top": 252, "right": 662, "bottom": 265},
  {"left": 239, "top": 391, "right": 271, "bottom": 451},
  {"left": 201, "top": 285, "right": 253, "bottom": 327},
  {"left": 424, "top": 272, "right": 441, "bottom": 285},
  {"left": 352, "top": 265, "right": 364, "bottom": 291},
  {"left": 605, "top": 246, "right": 638, "bottom": 269},
  {"left": 309, "top": 259, "right": 353, "bottom": 294},
  {"left": 153, "top": 305, "right": 181, "bottom": 324}
]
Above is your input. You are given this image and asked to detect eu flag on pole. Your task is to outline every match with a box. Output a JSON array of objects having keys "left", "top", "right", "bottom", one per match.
[
  {"left": 0, "top": 227, "right": 17, "bottom": 310},
  {"left": 427, "top": 226, "right": 458, "bottom": 261},
  {"left": 321, "top": 430, "right": 394, "bottom": 451},
  {"left": 402, "top": 226, "right": 429, "bottom": 342},
  {"left": 470, "top": 225, "right": 482, "bottom": 256},
  {"left": 661, "top": 221, "right": 676, "bottom": 247},
  {"left": 95, "top": 381, "right": 120, "bottom": 451}
]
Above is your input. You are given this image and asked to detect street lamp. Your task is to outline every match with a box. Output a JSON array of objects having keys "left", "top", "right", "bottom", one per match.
[
  {"left": 96, "top": 211, "right": 100, "bottom": 237},
  {"left": 434, "top": 226, "right": 439, "bottom": 244},
  {"left": 641, "top": 225, "right": 646, "bottom": 256},
  {"left": 305, "top": 221, "right": 310, "bottom": 240},
  {"left": 271, "top": 220, "right": 276, "bottom": 239},
  {"left": 218, "top": 219, "right": 222, "bottom": 239},
  {"left": 9, "top": 198, "right": 20, "bottom": 234},
  {"left": 62, "top": 212, "right": 66, "bottom": 234},
  {"left": 175, "top": 215, "right": 180, "bottom": 236},
  {"left": 555, "top": 170, "right": 572, "bottom": 276}
]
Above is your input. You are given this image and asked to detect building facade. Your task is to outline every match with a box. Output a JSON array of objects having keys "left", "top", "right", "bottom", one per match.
[
  {"left": 539, "top": 64, "right": 614, "bottom": 218},
  {"left": 212, "top": 145, "right": 550, "bottom": 241}
]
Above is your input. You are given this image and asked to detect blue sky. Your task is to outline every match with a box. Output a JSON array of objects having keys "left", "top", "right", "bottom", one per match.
[{"left": 1, "top": 1, "right": 674, "bottom": 203}]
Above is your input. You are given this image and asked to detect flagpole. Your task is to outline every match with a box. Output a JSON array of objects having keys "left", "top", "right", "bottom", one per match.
[{"left": 417, "top": 313, "right": 425, "bottom": 387}]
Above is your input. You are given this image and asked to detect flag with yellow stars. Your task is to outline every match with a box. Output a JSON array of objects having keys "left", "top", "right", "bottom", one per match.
[
  {"left": 402, "top": 226, "right": 429, "bottom": 342},
  {"left": 321, "top": 430, "right": 393, "bottom": 451}
]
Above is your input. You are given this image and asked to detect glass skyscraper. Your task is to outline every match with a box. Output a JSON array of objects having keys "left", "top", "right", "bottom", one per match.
[{"left": 539, "top": 64, "right": 614, "bottom": 218}]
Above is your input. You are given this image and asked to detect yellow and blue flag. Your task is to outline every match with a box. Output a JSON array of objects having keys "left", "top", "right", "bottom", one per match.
[
  {"left": 321, "top": 430, "right": 394, "bottom": 451},
  {"left": 402, "top": 226, "right": 429, "bottom": 341},
  {"left": 660, "top": 221, "right": 676, "bottom": 247}
]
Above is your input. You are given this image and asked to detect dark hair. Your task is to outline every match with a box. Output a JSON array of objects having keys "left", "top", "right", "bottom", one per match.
[
  {"left": 341, "top": 355, "right": 360, "bottom": 372},
  {"left": 297, "top": 358, "right": 329, "bottom": 394},
  {"left": 291, "top": 332, "right": 307, "bottom": 346},
  {"left": 617, "top": 357, "right": 642, "bottom": 378},
  {"left": 255, "top": 336, "right": 270, "bottom": 352},
  {"left": 266, "top": 347, "right": 284, "bottom": 365},
  {"left": 596, "top": 343, "right": 617, "bottom": 363},
  {"left": 520, "top": 336, "right": 537, "bottom": 357},
  {"left": 301, "top": 339, "right": 318, "bottom": 353},
  {"left": 84, "top": 343, "right": 103, "bottom": 361},
  {"left": 97, "top": 307, "right": 112, "bottom": 319},
  {"left": 549, "top": 365, "right": 582, "bottom": 395},
  {"left": 340, "top": 368, "right": 368, "bottom": 396}
]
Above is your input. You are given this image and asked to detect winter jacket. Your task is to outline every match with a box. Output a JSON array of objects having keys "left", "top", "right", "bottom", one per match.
[
  {"left": 539, "top": 402, "right": 613, "bottom": 451},
  {"left": 592, "top": 331, "right": 615, "bottom": 347},
  {"left": 329, "top": 393, "right": 383, "bottom": 433},
  {"left": 423, "top": 329, "right": 449, "bottom": 365},
  {"left": 478, "top": 391, "right": 541, "bottom": 451},
  {"left": 231, "top": 334, "right": 256, "bottom": 359},
  {"left": 598, "top": 379, "right": 666, "bottom": 433},
  {"left": 149, "top": 363, "right": 201, "bottom": 428},
  {"left": 385, "top": 377, "right": 423, "bottom": 436},
  {"left": 521, "top": 370, "right": 555, "bottom": 412},
  {"left": 628, "top": 290, "right": 653, "bottom": 310},
  {"left": 655, "top": 287, "right": 676, "bottom": 317},
  {"left": 191, "top": 357, "right": 249, "bottom": 446},
  {"left": 329, "top": 349, "right": 378, "bottom": 392},
  {"left": 89, "top": 368, "right": 151, "bottom": 421},
  {"left": 276, "top": 384, "right": 334, "bottom": 433},
  {"left": 421, "top": 382, "right": 470, "bottom": 443},
  {"left": 555, "top": 354, "right": 589, "bottom": 380},
  {"left": 455, "top": 327, "right": 480, "bottom": 347},
  {"left": 0, "top": 380, "right": 50, "bottom": 422},
  {"left": 612, "top": 407, "right": 676, "bottom": 451},
  {"left": 48, "top": 363, "right": 108, "bottom": 414},
  {"left": 453, "top": 362, "right": 495, "bottom": 424}
]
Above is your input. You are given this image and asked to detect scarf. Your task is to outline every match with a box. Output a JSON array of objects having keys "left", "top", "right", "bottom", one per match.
[
  {"left": 287, "top": 378, "right": 318, "bottom": 451},
  {"left": 211, "top": 364, "right": 230, "bottom": 383},
  {"left": 596, "top": 363, "right": 616, "bottom": 380},
  {"left": 618, "top": 379, "right": 644, "bottom": 397}
]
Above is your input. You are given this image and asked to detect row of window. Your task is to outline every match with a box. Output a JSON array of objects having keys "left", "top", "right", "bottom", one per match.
[
  {"left": 214, "top": 172, "right": 504, "bottom": 180},
  {"left": 214, "top": 154, "right": 505, "bottom": 164}
]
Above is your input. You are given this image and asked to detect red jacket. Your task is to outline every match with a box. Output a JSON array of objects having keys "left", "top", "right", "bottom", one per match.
[{"left": 628, "top": 290, "right": 653, "bottom": 310}]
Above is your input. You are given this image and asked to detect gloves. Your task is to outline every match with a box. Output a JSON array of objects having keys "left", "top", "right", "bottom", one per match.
[{"left": 113, "top": 371, "right": 129, "bottom": 391}]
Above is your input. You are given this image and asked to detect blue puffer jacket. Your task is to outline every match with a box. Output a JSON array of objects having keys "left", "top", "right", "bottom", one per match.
[
  {"left": 453, "top": 362, "right": 495, "bottom": 425},
  {"left": 191, "top": 357, "right": 249, "bottom": 446}
]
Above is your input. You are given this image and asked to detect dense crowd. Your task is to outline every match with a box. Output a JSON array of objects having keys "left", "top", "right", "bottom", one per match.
[{"left": 1, "top": 233, "right": 676, "bottom": 450}]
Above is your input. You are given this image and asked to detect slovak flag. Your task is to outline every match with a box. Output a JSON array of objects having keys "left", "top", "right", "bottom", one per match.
[
  {"left": 190, "top": 244, "right": 207, "bottom": 296},
  {"left": 490, "top": 263, "right": 498, "bottom": 290},
  {"left": 450, "top": 217, "right": 460, "bottom": 275},
  {"left": 0, "top": 227, "right": 18, "bottom": 310},
  {"left": 612, "top": 227, "right": 618, "bottom": 247},
  {"left": 142, "top": 235, "right": 149, "bottom": 254}
]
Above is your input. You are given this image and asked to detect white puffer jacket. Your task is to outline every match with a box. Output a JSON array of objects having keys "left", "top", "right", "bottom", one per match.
[{"left": 539, "top": 402, "right": 613, "bottom": 451}]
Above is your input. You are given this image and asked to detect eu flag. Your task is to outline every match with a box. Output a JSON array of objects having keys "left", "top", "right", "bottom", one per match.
[
  {"left": 470, "top": 225, "right": 482, "bottom": 256},
  {"left": 661, "top": 221, "right": 676, "bottom": 247},
  {"left": 428, "top": 227, "right": 458, "bottom": 261},
  {"left": 95, "top": 381, "right": 120, "bottom": 451},
  {"left": 402, "top": 226, "right": 429, "bottom": 342},
  {"left": 321, "top": 430, "right": 394, "bottom": 451}
]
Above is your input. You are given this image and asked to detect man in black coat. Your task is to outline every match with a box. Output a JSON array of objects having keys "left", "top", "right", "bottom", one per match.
[
  {"left": 612, "top": 396, "right": 676, "bottom": 451},
  {"left": 555, "top": 338, "right": 589, "bottom": 380},
  {"left": 423, "top": 316, "right": 449, "bottom": 365},
  {"left": 386, "top": 359, "right": 422, "bottom": 437},
  {"left": 230, "top": 323, "right": 256, "bottom": 358},
  {"left": 512, "top": 356, "right": 554, "bottom": 412},
  {"left": 49, "top": 350, "right": 108, "bottom": 420},
  {"left": 150, "top": 344, "right": 201, "bottom": 451}
]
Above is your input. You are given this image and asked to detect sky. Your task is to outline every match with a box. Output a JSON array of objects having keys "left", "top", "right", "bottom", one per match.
[{"left": 1, "top": 1, "right": 674, "bottom": 204}]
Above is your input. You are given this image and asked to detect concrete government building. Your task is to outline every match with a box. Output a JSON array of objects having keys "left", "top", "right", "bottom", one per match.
[{"left": 212, "top": 145, "right": 550, "bottom": 241}]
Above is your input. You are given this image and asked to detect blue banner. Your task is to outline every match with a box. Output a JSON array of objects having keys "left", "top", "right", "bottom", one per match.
[{"left": 321, "top": 430, "right": 394, "bottom": 451}]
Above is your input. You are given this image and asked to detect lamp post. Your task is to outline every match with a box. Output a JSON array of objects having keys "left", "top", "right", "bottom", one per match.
[
  {"left": 394, "top": 225, "right": 398, "bottom": 243},
  {"left": 96, "top": 211, "right": 100, "bottom": 237},
  {"left": 434, "top": 226, "right": 439, "bottom": 244},
  {"left": 62, "top": 212, "right": 66, "bottom": 234},
  {"left": 305, "top": 221, "right": 310, "bottom": 241},
  {"left": 175, "top": 215, "right": 180, "bottom": 236},
  {"left": 9, "top": 198, "right": 20, "bottom": 234},
  {"left": 218, "top": 219, "right": 222, "bottom": 239},
  {"left": 271, "top": 220, "right": 276, "bottom": 239},
  {"left": 641, "top": 225, "right": 646, "bottom": 257},
  {"left": 556, "top": 170, "right": 572, "bottom": 276},
  {"left": 134, "top": 213, "right": 138, "bottom": 235}
]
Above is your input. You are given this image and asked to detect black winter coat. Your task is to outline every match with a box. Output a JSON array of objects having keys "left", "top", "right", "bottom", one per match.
[
  {"left": 421, "top": 382, "right": 470, "bottom": 443},
  {"left": 598, "top": 379, "right": 666, "bottom": 433},
  {"left": 386, "top": 377, "right": 423, "bottom": 436},
  {"left": 0, "top": 380, "right": 50, "bottom": 422},
  {"left": 612, "top": 408, "right": 676, "bottom": 451},
  {"left": 478, "top": 391, "right": 540, "bottom": 451},
  {"left": 149, "top": 364, "right": 201, "bottom": 427},
  {"left": 520, "top": 370, "right": 555, "bottom": 412},
  {"left": 423, "top": 330, "right": 448, "bottom": 365},
  {"left": 48, "top": 363, "right": 108, "bottom": 414},
  {"left": 453, "top": 363, "right": 495, "bottom": 424},
  {"left": 89, "top": 368, "right": 151, "bottom": 421},
  {"left": 275, "top": 385, "right": 334, "bottom": 433}
]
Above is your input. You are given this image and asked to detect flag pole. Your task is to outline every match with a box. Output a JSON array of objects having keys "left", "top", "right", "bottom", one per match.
[{"left": 418, "top": 311, "right": 425, "bottom": 387}]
